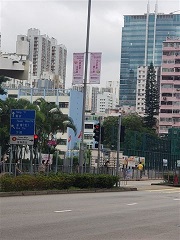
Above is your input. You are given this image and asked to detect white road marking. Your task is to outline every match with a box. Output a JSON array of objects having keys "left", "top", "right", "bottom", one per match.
[
  {"left": 173, "top": 199, "right": 180, "bottom": 201},
  {"left": 54, "top": 210, "right": 72, "bottom": 213},
  {"left": 127, "top": 203, "right": 138, "bottom": 206},
  {"left": 146, "top": 189, "right": 180, "bottom": 193}
]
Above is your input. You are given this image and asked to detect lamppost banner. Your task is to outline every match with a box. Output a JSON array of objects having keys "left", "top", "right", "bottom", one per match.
[
  {"left": 89, "top": 52, "right": 102, "bottom": 84},
  {"left": 72, "top": 53, "right": 84, "bottom": 84}
]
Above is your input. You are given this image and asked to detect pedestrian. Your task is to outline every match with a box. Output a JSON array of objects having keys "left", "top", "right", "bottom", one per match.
[
  {"left": 105, "top": 160, "right": 110, "bottom": 174},
  {"left": 38, "top": 160, "right": 46, "bottom": 174},
  {"left": 15, "top": 160, "right": 22, "bottom": 176},
  {"left": 137, "top": 162, "right": 144, "bottom": 179}
]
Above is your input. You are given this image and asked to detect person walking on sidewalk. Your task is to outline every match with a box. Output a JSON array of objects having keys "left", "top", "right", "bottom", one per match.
[{"left": 137, "top": 162, "right": 144, "bottom": 179}]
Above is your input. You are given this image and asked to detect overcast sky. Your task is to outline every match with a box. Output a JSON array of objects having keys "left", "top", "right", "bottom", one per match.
[{"left": 0, "top": 0, "right": 179, "bottom": 88}]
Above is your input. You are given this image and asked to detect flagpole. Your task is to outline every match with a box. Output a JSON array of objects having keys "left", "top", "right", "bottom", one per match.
[{"left": 79, "top": 0, "right": 91, "bottom": 174}]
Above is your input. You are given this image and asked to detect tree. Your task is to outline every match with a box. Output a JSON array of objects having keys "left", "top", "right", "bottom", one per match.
[
  {"left": 144, "top": 62, "right": 159, "bottom": 129},
  {"left": 0, "top": 98, "right": 77, "bottom": 155},
  {"left": 102, "top": 114, "right": 157, "bottom": 150},
  {"left": 0, "top": 76, "right": 9, "bottom": 95}
]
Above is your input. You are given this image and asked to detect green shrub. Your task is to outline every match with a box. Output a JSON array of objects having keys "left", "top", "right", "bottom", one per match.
[{"left": 0, "top": 173, "right": 119, "bottom": 192}]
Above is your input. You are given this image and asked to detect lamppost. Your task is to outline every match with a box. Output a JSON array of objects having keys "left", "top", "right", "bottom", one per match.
[
  {"left": 116, "top": 114, "right": 121, "bottom": 186},
  {"left": 79, "top": 0, "right": 92, "bottom": 173}
]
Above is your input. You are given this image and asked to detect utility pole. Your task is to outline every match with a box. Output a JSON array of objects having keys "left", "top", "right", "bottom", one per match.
[
  {"left": 79, "top": 0, "right": 91, "bottom": 173},
  {"left": 116, "top": 114, "right": 121, "bottom": 184},
  {"left": 97, "top": 117, "right": 102, "bottom": 174}
]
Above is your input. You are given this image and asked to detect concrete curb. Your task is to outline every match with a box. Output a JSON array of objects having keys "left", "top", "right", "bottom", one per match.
[
  {"left": 0, "top": 187, "right": 137, "bottom": 197},
  {"left": 151, "top": 183, "right": 180, "bottom": 187}
]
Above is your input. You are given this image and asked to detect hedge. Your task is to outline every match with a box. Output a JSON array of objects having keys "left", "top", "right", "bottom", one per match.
[{"left": 0, "top": 173, "right": 119, "bottom": 192}]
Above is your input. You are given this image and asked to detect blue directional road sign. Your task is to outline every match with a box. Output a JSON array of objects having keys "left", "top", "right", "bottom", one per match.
[{"left": 10, "top": 109, "right": 35, "bottom": 136}]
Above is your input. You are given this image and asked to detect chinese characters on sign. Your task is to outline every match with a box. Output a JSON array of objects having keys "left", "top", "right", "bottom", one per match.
[
  {"left": 72, "top": 52, "right": 102, "bottom": 85},
  {"left": 10, "top": 109, "right": 35, "bottom": 145},
  {"left": 11, "top": 119, "right": 35, "bottom": 135},
  {"left": 89, "top": 52, "right": 102, "bottom": 84},
  {"left": 72, "top": 53, "right": 85, "bottom": 84}
]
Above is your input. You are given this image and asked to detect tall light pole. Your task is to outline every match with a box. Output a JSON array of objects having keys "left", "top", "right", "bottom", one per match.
[
  {"left": 79, "top": 0, "right": 91, "bottom": 173},
  {"left": 116, "top": 114, "right": 121, "bottom": 179}
]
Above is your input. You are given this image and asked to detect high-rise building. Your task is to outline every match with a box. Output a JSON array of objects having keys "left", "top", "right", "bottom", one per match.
[
  {"left": 97, "top": 92, "right": 117, "bottom": 113},
  {"left": 119, "top": 3, "right": 180, "bottom": 107},
  {"left": 159, "top": 37, "right": 180, "bottom": 136},
  {"left": 16, "top": 28, "right": 67, "bottom": 88}
]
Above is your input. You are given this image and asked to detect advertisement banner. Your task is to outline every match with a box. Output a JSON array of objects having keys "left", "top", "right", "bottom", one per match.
[
  {"left": 128, "top": 156, "right": 135, "bottom": 168},
  {"left": 41, "top": 154, "right": 53, "bottom": 164},
  {"left": 72, "top": 53, "right": 84, "bottom": 84},
  {"left": 89, "top": 52, "right": 102, "bottom": 84}
]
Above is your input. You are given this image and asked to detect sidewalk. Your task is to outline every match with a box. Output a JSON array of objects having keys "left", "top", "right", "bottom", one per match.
[{"left": 120, "top": 179, "right": 167, "bottom": 190}]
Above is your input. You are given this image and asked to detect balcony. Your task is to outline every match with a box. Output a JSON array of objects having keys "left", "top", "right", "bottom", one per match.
[
  {"left": 161, "top": 88, "right": 174, "bottom": 93},
  {"left": 162, "top": 71, "right": 180, "bottom": 76}
]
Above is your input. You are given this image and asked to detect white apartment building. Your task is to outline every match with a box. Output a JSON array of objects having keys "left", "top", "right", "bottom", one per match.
[
  {"left": 97, "top": 92, "right": 117, "bottom": 113},
  {"left": 16, "top": 28, "right": 67, "bottom": 88},
  {"left": 106, "top": 80, "right": 119, "bottom": 101},
  {"left": 136, "top": 66, "right": 160, "bottom": 117},
  {"left": 6, "top": 87, "right": 83, "bottom": 156},
  {"left": 0, "top": 52, "right": 33, "bottom": 83},
  {"left": 91, "top": 87, "right": 99, "bottom": 113}
]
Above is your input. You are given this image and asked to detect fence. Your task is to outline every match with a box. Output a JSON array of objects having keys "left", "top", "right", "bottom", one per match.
[
  {"left": 1, "top": 161, "right": 178, "bottom": 182},
  {"left": 123, "top": 149, "right": 180, "bottom": 171}
]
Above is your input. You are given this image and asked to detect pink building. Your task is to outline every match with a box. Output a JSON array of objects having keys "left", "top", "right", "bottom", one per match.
[{"left": 159, "top": 37, "right": 180, "bottom": 136}]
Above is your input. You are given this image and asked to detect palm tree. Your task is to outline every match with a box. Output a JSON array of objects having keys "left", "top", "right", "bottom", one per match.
[
  {"left": 0, "top": 97, "right": 77, "bottom": 155},
  {"left": 34, "top": 98, "right": 76, "bottom": 134},
  {"left": 33, "top": 98, "right": 77, "bottom": 152},
  {"left": 0, "top": 75, "right": 9, "bottom": 95}
]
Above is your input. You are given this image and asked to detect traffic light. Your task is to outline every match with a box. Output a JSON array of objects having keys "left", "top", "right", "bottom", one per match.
[
  {"left": 34, "top": 134, "right": 39, "bottom": 147},
  {"left": 93, "top": 123, "right": 100, "bottom": 142}
]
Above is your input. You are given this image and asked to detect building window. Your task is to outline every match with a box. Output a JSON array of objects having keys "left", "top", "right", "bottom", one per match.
[
  {"left": 85, "top": 124, "right": 93, "bottom": 129},
  {"left": 57, "top": 139, "right": 67, "bottom": 145},
  {"left": 59, "top": 102, "right": 69, "bottom": 108},
  {"left": 84, "top": 134, "right": 93, "bottom": 140},
  {"left": 160, "top": 109, "right": 172, "bottom": 113}
]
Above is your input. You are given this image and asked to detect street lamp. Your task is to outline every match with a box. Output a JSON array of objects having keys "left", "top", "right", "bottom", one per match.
[
  {"left": 79, "top": 0, "right": 92, "bottom": 174},
  {"left": 116, "top": 114, "right": 121, "bottom": 186}
]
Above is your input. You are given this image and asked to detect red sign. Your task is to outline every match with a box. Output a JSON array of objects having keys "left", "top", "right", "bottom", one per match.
[{"left": 48, "top": 140, "right": 57, "bottom": 146}]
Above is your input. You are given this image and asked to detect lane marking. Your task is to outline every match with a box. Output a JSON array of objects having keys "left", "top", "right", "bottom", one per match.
[
  {"left": 146, "top": 189, "right": 180, "bottom": 193},
  {"left": 54, "top": 210, "right": 72, "bottom": 213},
  {"left": 173, "top": 199, "right": 180, "bottom": 201},
  {"left": 127, "top": 203, "right": 138, "bottom": 206}
]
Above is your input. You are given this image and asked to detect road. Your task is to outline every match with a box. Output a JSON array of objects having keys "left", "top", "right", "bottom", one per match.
[{"left": 1, "top": 182, "right": 180, "bottom": 240}]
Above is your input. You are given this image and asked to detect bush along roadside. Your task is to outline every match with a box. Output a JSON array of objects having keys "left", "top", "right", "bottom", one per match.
[{"left": 0, "top": 173, "right": 119, "bottom": 192}]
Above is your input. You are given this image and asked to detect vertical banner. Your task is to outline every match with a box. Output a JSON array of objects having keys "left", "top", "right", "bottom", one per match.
[
  {"left": 89, "top": 52, "right": 102, "bottom": 84},
  {"left": 72, "top": 53, "right": 84, "bottom": 84}
]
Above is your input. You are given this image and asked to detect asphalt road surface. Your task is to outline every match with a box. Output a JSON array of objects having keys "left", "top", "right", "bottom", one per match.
[{"left": 1, "top": 183, "right": 180, "bottom": 240}]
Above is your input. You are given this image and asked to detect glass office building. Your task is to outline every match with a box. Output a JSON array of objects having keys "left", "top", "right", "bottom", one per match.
[{"left": 120, "top": 12, "right": 180, "bottom": 107}]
